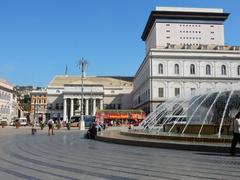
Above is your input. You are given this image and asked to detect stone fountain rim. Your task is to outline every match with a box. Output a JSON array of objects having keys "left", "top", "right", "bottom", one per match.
[{"left": 121, "top": 130, "right": 232, "bottom": 143}]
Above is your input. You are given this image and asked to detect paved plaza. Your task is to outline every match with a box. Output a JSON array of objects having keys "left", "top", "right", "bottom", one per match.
[{"left": 0, "top": 127, "right": 239, "bottom": 179}]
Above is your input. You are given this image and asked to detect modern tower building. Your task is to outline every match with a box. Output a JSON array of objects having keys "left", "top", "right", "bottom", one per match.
[{"left": 133, "top": 7, "right": 240, "bottom": 114}]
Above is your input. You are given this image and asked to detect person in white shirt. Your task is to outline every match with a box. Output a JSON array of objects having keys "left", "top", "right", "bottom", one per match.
[
  {"left": 47, "top": 119, "right": 54, "bottom": 136},
  {"left": 230, "top": 112, "right": 240, "bottom": 156}
]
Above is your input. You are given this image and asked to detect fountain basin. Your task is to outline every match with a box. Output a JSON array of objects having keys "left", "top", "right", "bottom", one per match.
[
  {"left": 163, "top": 124, "right": 231, "bottom": 135},
  {"left": 121, "top": 130, "right": 232, "bottom": 143}
]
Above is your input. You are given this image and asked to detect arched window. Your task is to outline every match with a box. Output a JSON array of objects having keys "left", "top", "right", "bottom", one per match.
[
  {"left": 158, "top": 63, "right": 163, "bottom": 74},
  {"left": 221, "top": 65, "right": 226, "bottom": 75},
  {"left": 174, "top": 64, "right": 180, "bottom": 74},
  {"left": 190, "top": 64, "right": 195, "bottom": 74},
  {"left": 238, "top": 65, "right": 240, "bottom": 76},
  {"left": 206, "top": 64, "right": 211, "bottom": 75}
]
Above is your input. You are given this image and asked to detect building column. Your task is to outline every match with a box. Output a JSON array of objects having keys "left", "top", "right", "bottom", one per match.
[
  {"left": 63, "top": 98, "right": 67, "bottom": 122},
  {"left": 78, "top": 99, "right": 81, "bottom": 111},
  {"left": 85, "top": 98, "right": 89, "bottom": 115},
  {"left": 70, "top": 98, "right": 74, "bottom": 118},
  {"left": 92, "top": 98, "right": 96, "bottom": 116},
  {"left": 100, "top": 99, "right": 103, "bottom": 110}
]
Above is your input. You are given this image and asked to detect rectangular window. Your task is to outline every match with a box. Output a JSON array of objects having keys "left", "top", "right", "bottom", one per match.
[
  {"left": 191, "top": 88, "right": 196, "bottom": 96},
  {"left": 48, "top": 104, "right": 52, "bottom": 110},
  {"left": 158, "top": 88, "right": 164, "bottom": 97},
  {"left": 166, "top": 36, "right": 170, "bottom": 39},
  {"left": 112, "top": 104, "right": 116, "bottom": 109},
  {"left": 166, "top": 30, "right": 170, "bottom": 32},
  {"left": 55, "top": 103, "right": 59, "bottom": 110},
  {"left": 166, "top": 24, "right": 170, "bottom": 26},
  {"left": 103, "top": 104, "right": 108, "bottom": 110},
  {"left": 175, "top": 88, "right": 180, "bottom": 96}
]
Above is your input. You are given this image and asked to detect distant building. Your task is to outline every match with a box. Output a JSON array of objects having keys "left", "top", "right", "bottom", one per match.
[
  {"left": 30, "top": 89, "right": 47, "bottom": 123},
  {"left": 133, "top": 7, "right": 240, "bottom": 114},
  {"left": 47, "top": 76, "right": 133, "bottom": 122},
  {"left": 0, "top": 78, "right": 20, "bottom": 124}
]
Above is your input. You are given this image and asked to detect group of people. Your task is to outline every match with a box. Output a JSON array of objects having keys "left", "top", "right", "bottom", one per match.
[{"left": 86, "top": 122, "right": 107, "bottom": 139}]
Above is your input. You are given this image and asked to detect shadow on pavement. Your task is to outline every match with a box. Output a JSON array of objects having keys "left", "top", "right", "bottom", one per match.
[{"left": 195, "top": 152, "right": 240, "bottom": 157}]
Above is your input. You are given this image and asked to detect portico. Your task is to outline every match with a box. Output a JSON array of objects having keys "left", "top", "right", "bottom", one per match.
[{"left": 63, "top": 84, "right": 104, "bottom": 122}]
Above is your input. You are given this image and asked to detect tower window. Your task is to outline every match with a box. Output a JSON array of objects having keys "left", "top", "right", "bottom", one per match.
[
  {"left": 190, "top": 64, "right": 195, "bottom": 74},
  {"left": 221, "top": 65, "right": 226, "bottom": 75},
  {"left": 158, "top": 63, "right": 163, "bottom": 74},
  {"left": 206, "top": 64, "right": 211, "bottom": 75},
  {"left": 158, "top": 88, "right": 164, "bottom": 97},
  {"left": 175, "top": 88, "right": 180, "bottom": 96},
  {"left": 174, "top": 64, "right": 180, "bottom": 74},
  {"left": 238, "top": 65, "right": 240, "bottom": 75}
]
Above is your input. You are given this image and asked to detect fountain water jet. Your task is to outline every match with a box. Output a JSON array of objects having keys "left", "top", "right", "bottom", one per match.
[{"left": 136, "top": 84, "right": 240, "bottom": 140}]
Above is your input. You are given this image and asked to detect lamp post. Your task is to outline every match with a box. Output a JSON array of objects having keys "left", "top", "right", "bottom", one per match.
[{"left": 77, "top": 58, "right": 87, "bottom": 130}]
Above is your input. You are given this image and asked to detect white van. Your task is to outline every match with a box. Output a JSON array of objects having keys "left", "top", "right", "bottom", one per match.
[{"left": 16, "top": 117, "right": 27, "bottom": 126}]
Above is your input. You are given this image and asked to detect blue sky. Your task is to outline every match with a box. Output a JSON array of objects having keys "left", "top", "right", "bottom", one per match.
[{"left": 0, "top": 0, "right": 239, "bottom": 87}]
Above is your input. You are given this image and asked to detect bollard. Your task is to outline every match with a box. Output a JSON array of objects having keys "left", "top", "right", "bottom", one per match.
[
  {"left": 31, "top": 128, "right": 37, "bottom": 135},
  {"left": 67, "top": 123, "right": 71, "bottom": 130}
]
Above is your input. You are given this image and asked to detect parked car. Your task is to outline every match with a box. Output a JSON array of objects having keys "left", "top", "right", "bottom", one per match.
[
  {"left": 0, "top": 120, "right": 8, "bottom": 126},
  {"left": 9, "top": 121, "right": 15, "bottom": 126}
]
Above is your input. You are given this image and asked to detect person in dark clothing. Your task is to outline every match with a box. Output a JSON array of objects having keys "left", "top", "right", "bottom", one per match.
[
  {"left": 87, "top": 123, "right": 97, "bottom": 139},
  {"left": 230, "top": 112, "right": 240, "bottom": 156}
]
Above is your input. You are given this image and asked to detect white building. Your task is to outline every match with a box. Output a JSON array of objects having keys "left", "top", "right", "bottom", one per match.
[
  {"left": 133, "top": 7, "right": 240, "bottom": 114},
  {"left": 47, "top": 75, "right": 133, "bottom": 122},
  {"left": 0, "top": 78, "right": 19, "bottom": 124},
  {"left": 142, "top": 6, "right": 228, "bottom": 52}
]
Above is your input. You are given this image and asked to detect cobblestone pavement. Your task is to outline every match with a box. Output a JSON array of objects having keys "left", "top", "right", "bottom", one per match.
[{"left": 0, "top": 127, "right": 239, "bottom": 180}]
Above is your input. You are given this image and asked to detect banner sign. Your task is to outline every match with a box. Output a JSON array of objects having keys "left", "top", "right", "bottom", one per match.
[{"left": 96, "top": 112, "right": 145, "bottom": 120}]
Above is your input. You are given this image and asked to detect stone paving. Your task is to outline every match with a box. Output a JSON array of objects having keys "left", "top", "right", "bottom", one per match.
[{"left": 0, "top": 127, "right": 239, "bottom": 179}]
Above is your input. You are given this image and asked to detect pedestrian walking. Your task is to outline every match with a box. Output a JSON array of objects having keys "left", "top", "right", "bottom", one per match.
[
  {"left": 48, "top": 119, "right": 54, "bottom": 136},
  {"left": 230, "top": 112, "right": 240, "bottom": 156}
]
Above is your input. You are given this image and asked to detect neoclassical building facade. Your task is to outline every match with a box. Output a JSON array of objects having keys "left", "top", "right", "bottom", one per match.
[
  {"left": 47, "top": 75, "right": 133, "bottom": 121},
  {"left": 133, "top": 7, "right": 240, "bottom": 114}
]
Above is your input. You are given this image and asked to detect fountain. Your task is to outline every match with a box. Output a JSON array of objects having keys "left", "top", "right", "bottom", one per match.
[{"left": 128, "top": 84, "right": 240, "bottom": 143}]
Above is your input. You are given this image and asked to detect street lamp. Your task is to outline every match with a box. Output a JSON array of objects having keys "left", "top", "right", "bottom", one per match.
[{"left": 77, "top": 58, "right": 87, "bottom": 130}]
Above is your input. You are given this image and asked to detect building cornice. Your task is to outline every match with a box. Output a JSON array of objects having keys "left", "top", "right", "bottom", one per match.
[
  {"left": 150, "top": 48, "right": 240, "bottom": 56},
  {"left": 142, "top": 10, "right": 229, "bottom": 41},
  {"left": 150, "top": 76, "right": 240, "bottom": 81},
  {"left": 134, "top": 76, "right": 240, "bottom": 93}
]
